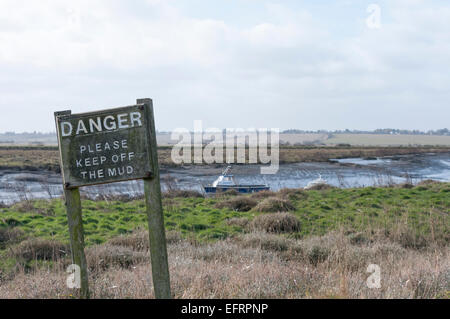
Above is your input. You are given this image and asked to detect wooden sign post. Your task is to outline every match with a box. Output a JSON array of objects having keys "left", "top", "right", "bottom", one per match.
[{"left": 54, "top": 99, "right": 171, "bottom": 299}]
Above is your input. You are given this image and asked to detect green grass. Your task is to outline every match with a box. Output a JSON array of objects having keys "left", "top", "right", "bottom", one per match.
[
  {"left": 0, "top": 183, "right": 448, "bottom": 282},
  {"left": 1, "top": 183, "right": 448, "bottom": 247},
  {"left": 0, "top": 197, "right": 252, "bottom": 245},
  {"left": 1, "top": 183, "right": 449, "bottom": 298}
]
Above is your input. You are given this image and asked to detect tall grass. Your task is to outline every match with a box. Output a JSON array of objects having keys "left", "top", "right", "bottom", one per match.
[
  {"left": 0, "top": 231, "right": 448, "bottom": 299},
  {"left": 0, "top": 183, "right": 448, "bottom": 298}
]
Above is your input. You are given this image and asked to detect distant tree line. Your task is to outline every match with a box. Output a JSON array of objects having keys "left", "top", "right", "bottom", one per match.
[
  {"left": 282, "top": 128, "right": 450, "bottom": 136},
  {"left": 0, "top": 132, "right": 57, "bottom": 144},
  {"left": 1, "top": 128, "right": 450, "bottom": 138},
  {"left": 1, "top": 131, "right": 55, "bottom": 136}
]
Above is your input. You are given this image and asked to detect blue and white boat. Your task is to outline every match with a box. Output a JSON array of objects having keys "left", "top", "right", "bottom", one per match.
[{"left": 203, "top": 166, "right": 270, "bottom": 194}]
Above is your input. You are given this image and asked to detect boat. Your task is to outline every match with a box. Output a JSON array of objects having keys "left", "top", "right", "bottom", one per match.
[
  {"left": 304, "top": 174, "right": 328, "bottom": 189},
  {"left": 203, "top": 166, "right": 270, "bottom": 194}
]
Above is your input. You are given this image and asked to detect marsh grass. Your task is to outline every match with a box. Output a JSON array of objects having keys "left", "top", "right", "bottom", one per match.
[
  {"left": 277, "top": 188, "right": 308, "bottom": 200},
  {"left": 225, "top": 217, "right": 250, "bottom": 229},
  {"left": 0, "top": 227, "right": 24, "bottom": 245},
  {"left": 253, "top": 197, "right": 296, "bottom": 213},
  {"left": 0, "top": 230, "right": 448, "bottom": 299},
  {"left": 163, "top": 190, "right": 204, "bottom": 199},
  {"left": 0, "top": 183, "right": 448, "bottom": 298},
  {"left": 10, "top": 238, "right": 69, "bottom": 263},
  {"left": 215, "top": 196, "right": 258, "bottom": 212},
  {"left": 0, "top": 183, "right": 448, "bottom": 245},
  {"left": 86, "top": 244, "right": 147, "bottom": 274},
  {"left": 250, "top": 213, "right": 301, "bottom": 233}
]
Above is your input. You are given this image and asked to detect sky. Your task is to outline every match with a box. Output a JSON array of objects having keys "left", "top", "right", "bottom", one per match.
[{"left": 0, "top": 0, "right": 449, "bottom": 133}]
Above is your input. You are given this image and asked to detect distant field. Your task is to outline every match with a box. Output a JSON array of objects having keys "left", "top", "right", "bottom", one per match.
[
  {"left": 279, "top": 133, "right": 328, "bottom": 145},
  {"left": 2, "top": 132, "right": 450, "bottom": 147},
  {"left": 325, "top": 134, "right": 450, "bottom": 146},
  {"left": 161, "top": 132, "right": 450, "bottom": 146},
  {"left": 157, "top": 133, "right": 330, "bottom": 146}
]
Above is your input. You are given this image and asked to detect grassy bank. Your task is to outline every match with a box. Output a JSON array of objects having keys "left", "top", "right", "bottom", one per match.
[
  {"left": 1, "top": 145, "right": 450, "bottom": 172},
  {"left": 0, "top": 182, "right": 448, "bottom": 298}
]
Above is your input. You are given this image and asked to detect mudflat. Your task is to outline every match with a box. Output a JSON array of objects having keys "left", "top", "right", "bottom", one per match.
[{"left": 1, "top": 145, "right": 450, "bottom": 172}]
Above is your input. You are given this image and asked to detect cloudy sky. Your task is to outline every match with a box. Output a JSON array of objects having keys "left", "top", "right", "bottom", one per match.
[{"left": 0, "top": 0, "right": 449, "bottom": 132}]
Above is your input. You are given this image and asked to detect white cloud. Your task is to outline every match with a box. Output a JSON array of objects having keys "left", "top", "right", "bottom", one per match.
[{"left": 0, "top": 0, "right": 449, "bottom": 132}]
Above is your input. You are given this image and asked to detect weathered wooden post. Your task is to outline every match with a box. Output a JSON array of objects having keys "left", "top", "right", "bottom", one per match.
[
  {"left": 138, "top": 98, "right": 171, "bottom": 299},
  {"left": 54, "top": 99, "right": 171, "bottom": 299},
  {"left": 55, "top": 110, "right": 90, "bottom": 299},
  {"left": 64, "top": 187, "right": 90, "bottom": 299}
]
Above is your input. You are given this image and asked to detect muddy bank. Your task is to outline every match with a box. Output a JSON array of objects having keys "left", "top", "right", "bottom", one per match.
[
  {"left": 1, "top": 146, "right": 450, "bottom": 173},
  {"left": 1, "top": 152, "right": 449, "bottom": 204}
]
